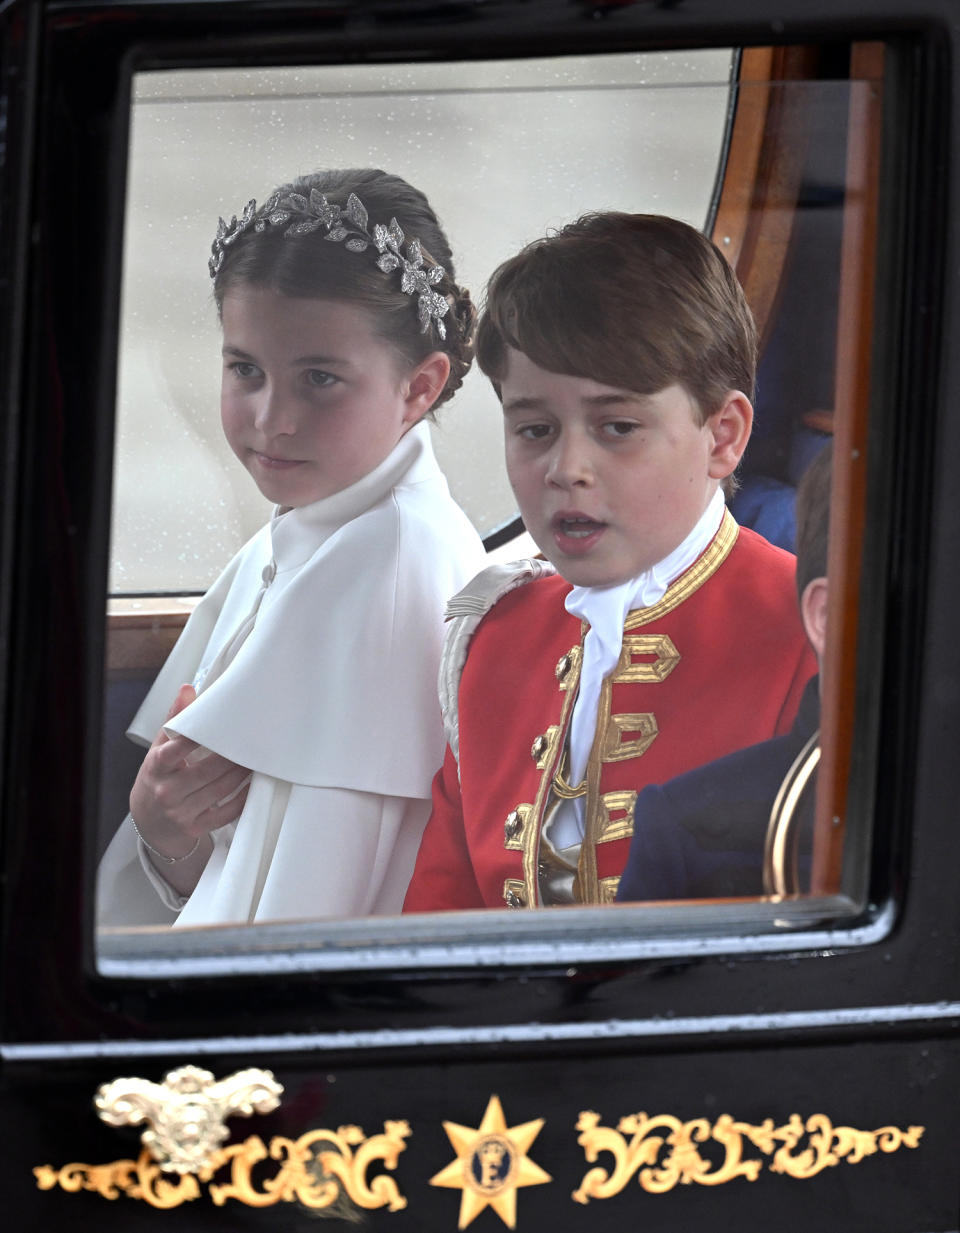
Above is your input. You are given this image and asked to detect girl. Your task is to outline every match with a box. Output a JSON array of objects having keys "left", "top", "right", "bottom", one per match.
[{"left": 98, "top": 168, "right": 486, "bottom": 927}]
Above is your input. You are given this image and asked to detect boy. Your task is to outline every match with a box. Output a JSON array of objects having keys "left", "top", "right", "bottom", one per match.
[
  {"left": 615, "top": 442, "right": 831, "bottom": 902},
  {"left": 404, "top": 212, "right": 816, "bottom": 912}
]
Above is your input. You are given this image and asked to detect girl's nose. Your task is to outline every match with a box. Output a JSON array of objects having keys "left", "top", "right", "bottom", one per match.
[
  {"left": 253, "top": 387, "right": 296, "bottom": 436},
  {"left": 546, "top": 433, "right": 593, "bottom": 488}
]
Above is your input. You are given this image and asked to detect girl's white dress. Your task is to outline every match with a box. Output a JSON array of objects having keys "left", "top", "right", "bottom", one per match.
[{"left": 97, "top": 422, "right": 486, "bottom": 927}]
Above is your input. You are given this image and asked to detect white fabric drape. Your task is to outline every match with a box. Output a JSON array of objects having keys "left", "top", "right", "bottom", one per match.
[{"left": 98, "top": 423, "right": 486, "bottom": 927}]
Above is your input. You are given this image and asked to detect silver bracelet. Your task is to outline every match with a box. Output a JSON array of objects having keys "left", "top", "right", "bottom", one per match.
[{"left": 130, "top": 815, "right": 202, "bottom": 864}]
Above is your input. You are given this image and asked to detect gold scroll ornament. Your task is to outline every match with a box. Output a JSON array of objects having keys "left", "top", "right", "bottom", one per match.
[
  {"left": 34, "top": 1125, "right": 411, "bottom": 1213},
  {"left": 34, "top": 1065, "right": 409, "bottom": 1213},
  {"left": 572, "top": 1109, "right": 925, "bottom": 1203}
]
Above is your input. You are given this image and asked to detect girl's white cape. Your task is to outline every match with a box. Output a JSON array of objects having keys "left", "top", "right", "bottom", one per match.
[{"left": 98, "top": 423, "right": 486, "bottom": 927}]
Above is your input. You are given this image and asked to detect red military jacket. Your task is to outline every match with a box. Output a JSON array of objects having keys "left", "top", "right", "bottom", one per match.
[{"left": 404, "top": 513, "right": 817, "bottom": 912}]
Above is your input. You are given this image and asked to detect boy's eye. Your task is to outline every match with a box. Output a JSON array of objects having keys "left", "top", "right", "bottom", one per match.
[
  {"left": 305, "top": 369, "right": 338, "bottom": 389},
  {"left": 602, "top": 420, "right": 640, "bottom": 438},
  {"left": 517, "top": 423, "right": 553, "bottom": 440},
  {"left": 228, "top": 361, "right": 261, "bottom": 380}
]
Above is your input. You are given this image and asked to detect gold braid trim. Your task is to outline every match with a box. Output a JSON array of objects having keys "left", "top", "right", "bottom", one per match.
[
  {"left": 624, "top": 509, "right": 738, "bottom": 630},
  {"left": 574, "top": 675, "right": 615, "bottom": 904},
  {"left": 519, "top": 646, "right": 581, "bottom": 907},
  {"left": 552, "top": 748, "right": 588, "bottom": 799}
]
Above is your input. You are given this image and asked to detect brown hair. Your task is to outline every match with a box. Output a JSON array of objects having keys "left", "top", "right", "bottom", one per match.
[
  {"left": 476, "top": 212, "right": 756, "bottom": 422},
  {"left": 794, "top": 442, "right": 832, "bottom": 597},
  {"left": 213, "top": 168, "right": 474, "bottom": 410}
]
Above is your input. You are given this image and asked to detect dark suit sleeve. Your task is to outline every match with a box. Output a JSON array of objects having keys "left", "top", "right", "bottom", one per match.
[
  {"left": 615, "top": 734, "right": 804, "bottom": 901},
  {"left": 615, "top": 785, "right": 691, "bottom": 902}
]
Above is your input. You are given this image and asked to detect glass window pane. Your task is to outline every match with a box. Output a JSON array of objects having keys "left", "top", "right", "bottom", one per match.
[{"left": 109, "top": 51, "right": 734, "bottom": 593}]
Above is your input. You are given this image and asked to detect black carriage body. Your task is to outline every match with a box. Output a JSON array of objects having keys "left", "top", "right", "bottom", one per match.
[{"left": 1, "top": 1, "right": 959, "bottom": 1230}]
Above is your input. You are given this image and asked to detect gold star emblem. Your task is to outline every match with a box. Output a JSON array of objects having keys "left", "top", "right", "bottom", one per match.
[{"left": 429, "top": 1094, "right": 551, "bottom": 1229}]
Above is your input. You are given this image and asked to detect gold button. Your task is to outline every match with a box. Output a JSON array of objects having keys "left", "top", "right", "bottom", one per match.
[
  {"left": 504, "top": 888, "right": 525, "bottom": 908},
  {"left": 531, "top": 734, "right": 548, "bottom": 762},
  {"left": 504, "top": 810, "right": 523, "bottom": 842},
  {"left": 555, "top": 653, "right": 572, "bottom": 682}
]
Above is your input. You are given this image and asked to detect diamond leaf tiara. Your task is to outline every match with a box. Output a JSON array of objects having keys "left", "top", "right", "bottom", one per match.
[{"left": 209, "top": 189, "right": 450, "bottom": 339}]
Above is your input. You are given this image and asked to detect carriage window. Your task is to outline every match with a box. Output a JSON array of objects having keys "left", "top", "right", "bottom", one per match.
[{"left": 98, "top": 45, "right": 879, "bottom": 972}]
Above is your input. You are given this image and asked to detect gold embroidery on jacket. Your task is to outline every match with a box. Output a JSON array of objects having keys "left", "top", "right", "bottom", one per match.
[
  {"left": 552, "top": 747, "right": 587, "bottom": 799},
  {"left": 574, "top": 676, "right": 614, "bottom": 904},
  {"left": 503, "top": 804, "right": 534, "bottom": 852},
  {"left": 598, "top": 790, "right": 637, "bottom": 844},
  {"left": 502, "top": 878, "right": 526, "bottom": 908},
  {"left": 602, "top": 713, "right": 659, "bottom": 762},
  {"left": 614, "top": 634, "right": 680, "bottom": 684},
  {"left": 598, "top": 876, "right": 621, "bottom": 904},
  {"left": 555, "top": 645, "right": 583, "bottom": 692},
  {"left": 524, "top": 655, "right": 581, "bottom": 906},
  {"left": 531, "top": 725, "right": 561, "bottom": 770}
]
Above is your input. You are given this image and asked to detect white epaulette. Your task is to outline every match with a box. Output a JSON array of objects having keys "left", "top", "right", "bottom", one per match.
[{"left": 440, "top": 557, "right": 557, "bottom": 768}]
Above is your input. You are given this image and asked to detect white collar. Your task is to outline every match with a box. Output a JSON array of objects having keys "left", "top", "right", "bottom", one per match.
[{"left": 268, "top": 420, "right": 438, "bottom": 570}]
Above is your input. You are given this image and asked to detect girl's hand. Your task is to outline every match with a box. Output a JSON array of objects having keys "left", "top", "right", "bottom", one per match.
[{"left": 129, "top": 684, "right": 251, "bottom": 867}]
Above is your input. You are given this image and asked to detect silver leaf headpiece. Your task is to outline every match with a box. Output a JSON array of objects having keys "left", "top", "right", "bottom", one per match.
[{"left": 208, "top": 189, "right": 450, "bottom": 339}]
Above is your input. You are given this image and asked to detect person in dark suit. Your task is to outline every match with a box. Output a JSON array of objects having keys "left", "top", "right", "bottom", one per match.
[{"left": 616, "top": 443, "right": 831, "bottom": 902}]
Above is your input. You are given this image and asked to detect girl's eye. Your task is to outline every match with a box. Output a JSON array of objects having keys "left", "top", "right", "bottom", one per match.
[{"left": 305, "top": 369, "right": 338, "bottom": 389}]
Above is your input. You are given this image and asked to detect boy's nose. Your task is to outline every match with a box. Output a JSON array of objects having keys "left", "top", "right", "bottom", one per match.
[
  {"left": 253, "top": 388, "right": 297, "bottom": 435},
  {"left": 545, "top": 436, "right": 593, "bottom": 488}
]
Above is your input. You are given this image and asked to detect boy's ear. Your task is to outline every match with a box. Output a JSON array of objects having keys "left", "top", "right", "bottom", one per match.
[
  {"left": 705, "top": 390, "right": 753, "bottom": 478},
  {"left": 402, "top": 351, "right": 452, "bottom": 423},
  {"left": 800, "top": 576, "right": 829, "bottom": 662}
]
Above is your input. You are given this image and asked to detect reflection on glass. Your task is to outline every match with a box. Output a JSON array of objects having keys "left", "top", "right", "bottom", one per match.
[{"left": 98, "top": 49, "right": 875, "bottom": 965}]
